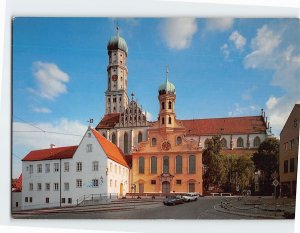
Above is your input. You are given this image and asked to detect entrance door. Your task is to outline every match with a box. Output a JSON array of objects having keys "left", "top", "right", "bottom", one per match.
[
  {"left": 139, "top": 183, "right": 144, "bottom": 193},
  {"left": 120, "top": 183, "right": 123, "bottom": 196},
  {"left": 188, "top": 183, "right": 195, "bottom": 192},
  {"left": 162, "top": 181, "right": 170, "bottom": 193}
]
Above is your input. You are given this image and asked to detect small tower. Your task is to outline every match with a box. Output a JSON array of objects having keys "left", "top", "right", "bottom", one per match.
[
  {"left": 158, "top": 65, "right": 176, "bottom": 128},
  {"left": 105, "top": 27, "right": 129, "bottom": 114}
]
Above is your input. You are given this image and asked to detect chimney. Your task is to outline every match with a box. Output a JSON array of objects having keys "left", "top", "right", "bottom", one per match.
[
  {"left": 261, "top": 108, "right": 264, "bottom": 116},
  {"left": 50, "top": 144, "right": 56, "bottom": 149}
]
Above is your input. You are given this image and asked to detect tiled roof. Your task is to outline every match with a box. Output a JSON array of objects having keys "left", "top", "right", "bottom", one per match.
[
  {"left": 12, "top": 174, "right": 22, "bottom": 192},
  {"left": 22, "top": 146, "right": 78, "bottom": 161},
  {"left": 91, "top": 129, "right": 129, "bottom": 168},
  {"left": 181, "top": 116, "right": 267, "bottom": 136},
  {"left": 95, "top": 113, "right": 120, "bottom": 129}
]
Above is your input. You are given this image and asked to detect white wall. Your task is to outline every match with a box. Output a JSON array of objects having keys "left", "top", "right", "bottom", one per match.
[{"left": 12, "top": 192, "right": 21, "bottom": 211}]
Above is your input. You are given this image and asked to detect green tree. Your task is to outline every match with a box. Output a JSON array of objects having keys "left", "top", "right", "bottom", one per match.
[{"left": 252, "top": 137, "right": 279, "bottom": 194}]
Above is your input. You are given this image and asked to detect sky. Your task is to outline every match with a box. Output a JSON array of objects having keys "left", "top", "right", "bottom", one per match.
[{"left": 12, "top": 18, "right": 300, "bottom": 177}]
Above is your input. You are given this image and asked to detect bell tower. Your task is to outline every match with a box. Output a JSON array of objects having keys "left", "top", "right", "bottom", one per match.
[
  {"left": 158, "top": 66, "right": 176, "bottom": 129},
  {"left": 105, "top": 27, "right": 129, "bottom": 114}
]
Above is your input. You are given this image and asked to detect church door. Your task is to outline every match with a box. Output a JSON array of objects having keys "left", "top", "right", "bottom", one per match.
[{"left": 162, "top": 181, "right": 170, "bottom": 193}]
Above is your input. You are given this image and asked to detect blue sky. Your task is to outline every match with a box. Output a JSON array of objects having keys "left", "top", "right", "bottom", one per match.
[{"left": 12, "top": 18, "right": 300, "bottom": 177}]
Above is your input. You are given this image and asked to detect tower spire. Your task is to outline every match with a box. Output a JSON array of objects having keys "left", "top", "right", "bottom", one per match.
[
  {"left": 116, "top": 21, "right": 120, "bottom": 37},
  {"left": 165, "top": 65, "right": 169, "bottom": 82}
]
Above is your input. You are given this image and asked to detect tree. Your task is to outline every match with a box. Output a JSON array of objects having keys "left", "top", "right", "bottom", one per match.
[{"left": 252, "top": 137, "right": 279, "bottom": 194}]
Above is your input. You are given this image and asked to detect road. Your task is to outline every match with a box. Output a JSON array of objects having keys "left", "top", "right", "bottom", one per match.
[{"left": 13, "top": 197, "right": 255, "bottom": 219}]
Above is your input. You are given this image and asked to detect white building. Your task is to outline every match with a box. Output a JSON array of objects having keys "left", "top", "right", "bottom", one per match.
[{"left": 21, "top": 126, "right": 129, "bottom": 210}]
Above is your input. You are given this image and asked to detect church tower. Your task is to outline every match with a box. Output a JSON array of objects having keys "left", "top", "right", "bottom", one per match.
[
  {"left": 105, "top": 27, "right": 129, "bottom": 114},
  {"left": 158, "top": 66, "right": 176, "bottom": 129}
]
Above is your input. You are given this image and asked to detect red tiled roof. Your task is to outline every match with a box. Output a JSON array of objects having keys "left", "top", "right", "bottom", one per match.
[
  {"left": 95, "top": 113, "right": 120, "bottom": 129},
  {"left": 12, "top": 174, "right": 22, "bottom": 192},
  {"left": 22, "top": 146, "right": 78, "bottom": 161},
  {"left": 91, "top": 129, "right": 129, "bottom": 168},
  {"left": 181, "top": 116, "right": 266, "bottom": 136}
]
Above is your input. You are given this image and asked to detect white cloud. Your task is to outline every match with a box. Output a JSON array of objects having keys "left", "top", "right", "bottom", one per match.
[
  {"left": 244, "top": 24, "right": 300, "bottom": 134},
  {"left": 220, "top": 43, "right": 230, "bottom": 59},
  {"left": 206, "top": 18, "right": 234, "bottom": 31},
  {"left": 161, "top": 18, "right": 197, "bottom": 50},
  {"left": 242, "top": 86, "right": 256, "bottom": 101},
  {"left": 33, "top": 107, "right": 52, "bottom": 113},
  {"left": 13, "top": 119, "right": 86, "bottom": 151},
  {"left": 228, "top": 103, "right": 258, "bottom": 116},
  {"left": 229, "top": 31, "right": 246, "bottom": 50},
  {"left": 30, "top": 61, "right": 70, "bottom": 100}
]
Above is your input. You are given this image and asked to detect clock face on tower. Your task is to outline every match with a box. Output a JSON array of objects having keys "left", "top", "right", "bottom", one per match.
[
  {"left": 161, "top": 140, "right": 171, "bottom": 151},
  {"left": 112, "top": 75, "right": 118, "bottom": 81}
]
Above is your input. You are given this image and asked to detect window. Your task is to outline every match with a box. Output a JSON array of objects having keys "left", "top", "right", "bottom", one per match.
[
  {"left": 29, "top": 197, "right": 32, "bottom": 203},
  {"left": 64, "top": 162, "right": 70, "bottom": 172},
  {"left": 110, "top": 162, "right": 113, "bottom": 172},
  {"left": 290, "top": 158, "right": 295, "bottom": 172},
  {"left": 25, "top": 197, "right": 28, "bottom": 203},
  {"left": 29, "top": 183, "right": 33, "bottom": 191},
  {"left": 139, "top": 157, "right": 145, "bottom": 174},
  {"left": 119, "top": 166, "right": 121, "bottom": 174},
  {"left": 45, "top": 164, "right": 50, "bottom": 173},
  {"left": 254, "top": 136, "right": 261, "bottom": 147},
  {"left": 115, "top": 164, "right": 117, "bottom": 173},
  {"left": 37, "top": 183, "right": 42, "bottom": 191},
  {"left": 45, "top": 183, "right": 50, "bottom": 191},
  {"left": 176, "top": 155, "right": 182, "bottom": 174},
  {"left": 168, "top": 101, "right": 172, "bottom": 109},
  {"left": 46, "top": 197, "right": 50, "bottom": 204},
  {"left": 16, "top": 202, "right": 19, "bottom": 207},
  {"left": 61, "top": 198, "right": 66, "bottom": 204},
  {"left": 168, "top": 117, "right": 172, "bottom": 124},
  {"left": 87, "top": 144, "right": 93, "bottom": 152},
  {"left": 176, "top": 180, "right": 182, "bottom": 185},
  {"left": 177, "top": 137, "right": 182, "bottom": 145},
  {"left": 29, "top": 165, "right": 33, "bottom": 174},
  {"left": 161, "top": 102, "right": 165, "bottom": 110},
  {"left": 64, "top": 183, "right": 69, "bottom": 191},
  {"left": 237, "top": 137, "right": 244, "bottom": 147},
  {"left": 76, "top": 179, "right": 82, "bottom": 188},
  {"left": 151, "top": 180, "right": 156, "bottom": 185},
  {"left": 162, "top": 117, "right": 165, "bottom": 125},
  {"left": 92, "top": 179, "right": 99, "bottom": 187},
  {"left": 138, "top": 132, "right": 143, "bottom": 143},
  {"left": 189, "top": 155, "right": 196, "bottom": 174},
  {"left": 284, "top": 142, "right": 288, "bottom": 150},
  {"left": 284, "top": 160, "right": 289, "bottom": 173},
  {"left": 88, "top": 132, "right": 92, "bottom": 138},
  {"left": 37, "top": 164, "right": 42, "bottom": 173},
  {"left": 290, "top": 139, "right": 295, "bottom": 149},
  {"left": 124, "top": 132, "right": 129, "bottom": 154},
  {"left": 221, "top": 138, "right": 227, "bottom": 148},
  {"left": 111, "top": 133, "right": 116, "bottom": 145},
  {"left": 68, "top": 198, "right": 72, "bottom": 204},
  {"left": 76, "top": 162, "right": 82, "bottom": 172},
  {"left": 151, "top": 156, "right": 157, "bottom": 174},
  {"left": 92, "top": 161, "right": 99, "bottom": 171},
  {"left": 54, "top": 183, "right": 59, "bottom": 191},
  {"left": 163, "top": 156, "right": 169, "bottom": 173},
  {"left": 54, "top": 163, "right": 59, "bottom": 172},
  {"left": 152, "top": 138, "right": 157, "bottom": 146}
]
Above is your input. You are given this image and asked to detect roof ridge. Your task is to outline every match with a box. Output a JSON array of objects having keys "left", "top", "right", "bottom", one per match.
[{"left": 180, "top": 115, "right": 263, "bottom": 121}]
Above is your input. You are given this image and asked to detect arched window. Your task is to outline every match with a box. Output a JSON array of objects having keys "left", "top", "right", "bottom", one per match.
[
  {"left": 168, "top": 101, "right": 172, "bottom": 109},
  {"left": 189, "top": 155, "right": 196, "bottom": 174},
  {"left": 221, "top": 138, "right": 227, "bottom": 148},
  {"left": 162, "top": 102, "right": 165, "bottom": 110},
  {"left": 151, "top": 156, "right": 157, "bottom": 174},
  {"left": 138, "top": 132, "right": 143, "bottom": 143},
  {"left": 204, "top": 138, "right": 210, "bottom": 148},
  {"left": 176, "top": 155, "right": 182, "bottom": 174},
  {"left": 163, "top": 156, "right": 169, "bottom": 173},
  {"left": 124, "top": 132, "right": 129, "bottom": 154},
  {"left": 177, "top": 136, "right": 182, "bottom": 145},
  {"left": 162, "top": 117, "right": 165, "bottom": 125},
  {"left": 254, "top": 136, "right": 261, "bottom": 147},
  {"left": 152, "top": 138, "right": 157, "bottom": 146},
  {"left": 138, "top": 157, "right": 145, "bottom": 174},
  {"left": 111, "top": 133, "right": 116, "bottom": 145},
  {"left": 237, "top": 137, "right": 244, "bottom": 148},
  {"left": 168, "top": 117, "right": 172, "bottom": 124}
]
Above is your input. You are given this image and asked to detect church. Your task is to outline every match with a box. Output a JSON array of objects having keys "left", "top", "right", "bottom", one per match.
[{"left": 95, "top": 29, "right": 271, "bottom": 195}]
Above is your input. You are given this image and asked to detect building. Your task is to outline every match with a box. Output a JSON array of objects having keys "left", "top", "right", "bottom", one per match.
[
  {"left": 21, "top": 127, "right": 129, "bottom": 210},
  {"left": 12, "top": 174, "right": 22, "bottom": 211},
  {"left": 279, "top": 104, "right": 300, "bottom": 197},
  {"left": 132, "top": 73, "right": 202, "bottom": 194}
]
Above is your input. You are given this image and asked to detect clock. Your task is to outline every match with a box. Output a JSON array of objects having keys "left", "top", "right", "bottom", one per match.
[
  {"left": 161, "top": 140, "right": 171, "bottom": 151},
  {"left": 112, "top": 75, "right": 118, "bottom": 81}
]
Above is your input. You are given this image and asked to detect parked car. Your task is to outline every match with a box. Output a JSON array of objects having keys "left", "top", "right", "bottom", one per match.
[
  {"left": 163, "top": 195, "right": 184, "bottom": 206},
  {"left": 182, "top": 193, "right": 198, "bottom": 202}
]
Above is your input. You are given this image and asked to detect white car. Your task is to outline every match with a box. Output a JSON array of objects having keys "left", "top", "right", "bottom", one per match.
[{"left": 182, "top": 193, "right": 198, "bottom": 202}]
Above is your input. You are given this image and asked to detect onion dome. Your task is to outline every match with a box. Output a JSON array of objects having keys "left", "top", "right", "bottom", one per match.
[
  {"left": 158, "top": 66, "right": 176, "bottom": 95},
  {"left": 107, "top": 35, "right": 128, "bottom": 54}
]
